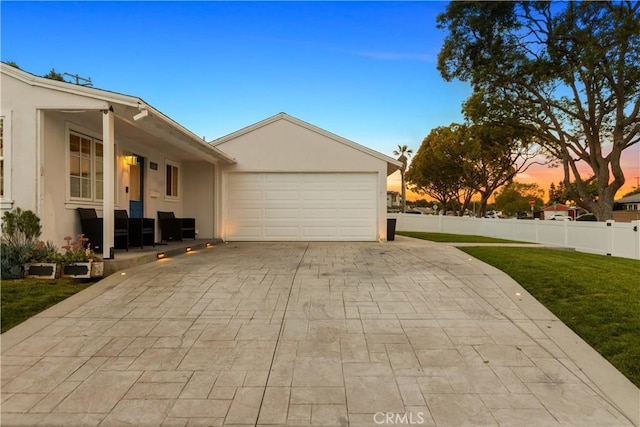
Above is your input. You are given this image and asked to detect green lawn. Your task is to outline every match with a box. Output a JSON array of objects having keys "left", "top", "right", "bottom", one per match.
[
  {"left": 398, "top": 231, "right": 522, "bottom": 244},
  {"left": 460, "top": 246, "right": 640, "bottom": 388},
  {"left": 1, "top": 278, "right": 96, "bottom": 333}
]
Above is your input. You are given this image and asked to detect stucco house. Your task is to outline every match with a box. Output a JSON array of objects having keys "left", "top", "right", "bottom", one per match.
[{"left": 0, "top": 63, "right": 401, "bottom": 256}]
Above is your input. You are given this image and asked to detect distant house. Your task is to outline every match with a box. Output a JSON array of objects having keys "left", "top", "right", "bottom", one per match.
[
  {"left": 540, "top": 204, "right": 580, "bottom": 220},
  {"left": 1, "top": 63, "right": 401, "bottom": 253},
  {"left": 616, "top": 193, "right": 640, "bottom": 211},
  {"left": 613, "top": 193, "right": 640, "bottom": 222}
]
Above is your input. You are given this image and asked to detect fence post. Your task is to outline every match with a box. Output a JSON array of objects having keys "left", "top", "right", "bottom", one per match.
[
  {"left": 534, "top": 218, "right": 539, "bottom": 243},
  {"left": 633, "top": 220, "right": 640, "bottom": 260},
  {"left": 606, "top": 220, "right": 614, "bottom": 256}
]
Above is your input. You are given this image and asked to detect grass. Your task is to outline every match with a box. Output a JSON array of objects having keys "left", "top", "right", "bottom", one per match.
[
  {"left": 398, "top": 231, "right": 522, "bottom": 244},
  {"left": 460, "top": 246, "right": 640, "bottom": 388},
  {"left": 1, "top": 278, "right": 96, "bottom": 333}
]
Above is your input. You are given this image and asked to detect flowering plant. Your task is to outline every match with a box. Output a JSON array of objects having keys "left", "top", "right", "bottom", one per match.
[
  {"left": 60, "top": 235, "right": 101, "bottom": 263},
  {"left": 24, "top": 240, "right": 60, "bottom": 263}
]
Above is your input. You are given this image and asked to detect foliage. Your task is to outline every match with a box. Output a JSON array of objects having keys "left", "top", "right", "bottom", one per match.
[
  {"left": 1, "top": 208, "right": 46, "bottom": 279},
  {"left": 437, "top": 1, "right": 640, "bottom": 221},
  {"left": 407, "top": 123, "right": 538, "bottom": 217},
  {"left": 24, "top": 241, "right": 60, "bottom": 263},
  {"left": 406, "top": 124, "right": 470, "bottom": 214},
  {"left": 1, "top": 207, "right": 42, "bottom": 246},
  {"left": 495, "top": 182, "right": 544, "bottom": 217},
  {"left": 0, "top": 242, "right": 31, "bottom": 279},
  {"left": 60, "top": 235, "right": 100, "bottom": 263},
  {"left": 461, "top": 122, "right": 539, "bottom": 216},
  {"left": 3, "top": 61, "right": 20, "bottom": 69},
  {"left": 393, "top": 144, "right": 414, "bottom": 213},
  {"left": 42, "top": 68, "right": 66, "bottom": 81},
  {"left": 461, "top": 246, "right": 640, "bottom": 388},
  {"left": 548, "top": 180, "right": 599, "bottom": 206},
  {"left": 1, "top": 278, "right": 95, "bottom": 333}
]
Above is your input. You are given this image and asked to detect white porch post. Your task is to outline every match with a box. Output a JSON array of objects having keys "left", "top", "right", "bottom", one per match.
[{"left": 102, "top": 108, "right": 115, "bottom": 258}]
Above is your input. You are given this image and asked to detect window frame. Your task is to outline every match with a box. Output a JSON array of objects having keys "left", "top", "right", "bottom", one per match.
[
  {"left": 0, "top": 111, "right": 13, "bottom": 209},
  {"left": 66, "top": 125, "right": 104, "bottom": 204},
  {"left": 165, "top": 159, "right": 180, "bottom": 201}
]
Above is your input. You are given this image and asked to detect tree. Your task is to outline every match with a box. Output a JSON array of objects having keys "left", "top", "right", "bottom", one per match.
[
  {"left": 495, "top": 182, "right": 544, "bottom": 217},
  {"left": 460, "top": 122, "right": 539, "bottom": 216},
  {"left": 437, "top": 1, "right": 640, "bottom": 221},
  {"left": 406, "top": 125, "right": 469, "bottom": 214},
  {"left": 43, "top": 68, "right": 66, "bottom": 82},
  {"left": 393, "top": 144, "right": 413, "bottom": 213},
  {"left": 3, "top": 61, "right": 20, "bottom": 69}
]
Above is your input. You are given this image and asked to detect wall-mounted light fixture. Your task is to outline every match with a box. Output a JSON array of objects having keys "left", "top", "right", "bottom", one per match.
[
  {"left": 206, "top": 242, "right": 213, "bottom": 248},
  {"left": 124, "top": 153, "right": 138, "bottom": 166},
  {"left": 157, "top": 252, "right": 166, "bottom": 260},
  {"left": 185, "top": 247, "right": 193, "bottom": 253}
]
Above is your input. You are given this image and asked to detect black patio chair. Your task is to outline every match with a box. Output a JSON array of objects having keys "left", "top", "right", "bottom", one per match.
[
  {"left": 157, "top": 211, "right": 196, "bottom": 242},
  {"left": 117, "top": 209, "right": 155, "bottom": 249},
  {"left": 77, "top": 208, "right": 129, "bottom": 252}
]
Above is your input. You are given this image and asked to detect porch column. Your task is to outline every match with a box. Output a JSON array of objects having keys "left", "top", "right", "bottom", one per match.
[{"left": 102, "top": 107, "right": 115, "bottom": 258}]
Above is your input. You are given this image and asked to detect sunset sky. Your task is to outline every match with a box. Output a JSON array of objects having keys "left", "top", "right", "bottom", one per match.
[{"left": 2, "top": 1, "right": 638, "bottom": 202}]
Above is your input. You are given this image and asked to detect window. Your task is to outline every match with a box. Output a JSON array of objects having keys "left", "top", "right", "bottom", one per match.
[
  {"left": 0, "top": 117, "right": 4, "bottom": 198},
  {"left": 69, "top": 130, "right": 103, "bottom": 201},
  {"left": 0, "top": 112, "right": 13, "bottom": 208},
  {"left": 165, "top": 161, "right": 179, "bottom": 198}
]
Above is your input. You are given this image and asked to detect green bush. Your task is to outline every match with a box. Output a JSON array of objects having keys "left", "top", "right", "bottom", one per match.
[
  {"left": 1, "top": 242, "right": 31, "bottom": 279},
  {"left": 1, "top": 207, "right": 42, "bottom": 246},
  {"left": 1, "top": 208, "right": 47, "bottom": 279}
]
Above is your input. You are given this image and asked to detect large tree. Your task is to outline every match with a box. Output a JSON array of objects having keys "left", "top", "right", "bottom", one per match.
[
  {"left": 461, "top": 122, "right": 539, "bottom": 216},
  {"left": 407, "top": 122, "right": 536, "bottom": 216},
  {"left": 406, "top": 125, "right": 469, "bottom": 214},
  {"left": 437, "top": 1, "right": 640, "bottom": 221}
]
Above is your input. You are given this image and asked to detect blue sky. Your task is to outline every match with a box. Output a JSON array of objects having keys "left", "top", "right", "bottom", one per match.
[
  {"left": 1, "top": 1, "right": 470, "bottom": 154},
  {"left": 3, "top": 1, "right": 637, "bottom": 196}
]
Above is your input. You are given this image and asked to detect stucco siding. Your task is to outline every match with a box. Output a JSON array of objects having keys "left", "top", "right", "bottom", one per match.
[{"left": 183, "top": 161, "right": 215, "bottom": 239}]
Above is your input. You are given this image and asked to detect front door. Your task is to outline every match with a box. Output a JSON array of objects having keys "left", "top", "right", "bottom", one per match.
[{"left": 129, "top": 155, "right": 144, "bottom": 218}]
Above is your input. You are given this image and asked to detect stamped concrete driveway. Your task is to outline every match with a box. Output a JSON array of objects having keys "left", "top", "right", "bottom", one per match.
[{"left": 1, "top": 237, "right": 636, "bottom": 426}]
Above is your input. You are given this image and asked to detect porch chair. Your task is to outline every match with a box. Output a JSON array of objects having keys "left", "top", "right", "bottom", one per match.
[
  {"left": 116, "top": 209, "right": 155, "bottom": 249},
  {"left": 77, "top": 208, "right": 129, "bottom": 252},
  {"left": 157, "top": 211, "right": 196, "bottom": 242}
]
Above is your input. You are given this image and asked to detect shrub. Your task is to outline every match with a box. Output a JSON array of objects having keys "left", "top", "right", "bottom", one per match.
[
  {"left": 1, "top": 207, "right": 42, "bottom": 246},
  {"left": 1, "top": 208, "right": 46, "bottom": 279},
  {"left": 0, "top": 242, "right": 31, "bottom": 279}
]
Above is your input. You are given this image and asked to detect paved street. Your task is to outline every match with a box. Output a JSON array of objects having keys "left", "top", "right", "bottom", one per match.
[{"left": 1, "top": 237, "right": 635, "bottom": 426}]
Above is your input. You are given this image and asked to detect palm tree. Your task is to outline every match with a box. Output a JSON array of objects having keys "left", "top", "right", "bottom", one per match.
[{"left": 393, "top": 144, "right": 413, "bottom": 213}]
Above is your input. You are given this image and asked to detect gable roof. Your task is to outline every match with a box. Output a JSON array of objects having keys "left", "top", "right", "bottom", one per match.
[
  {"left": 617, "top": 193, "right": 640, "bottom": 204},
  {"left": 1, "top": 62, "right": 235, "bottom": 165},
  {"left": 211, "top": 112, "right": 402, "bottom": 175}
]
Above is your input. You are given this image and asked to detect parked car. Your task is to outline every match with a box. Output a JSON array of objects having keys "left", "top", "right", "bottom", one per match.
[
  {"left": 576, "top": 213, "right": 597, "bottom": 221},
  {"left": 485, "top": 210, "right": 503, "bottom": 219},
  {"left": 547, "top": 213, "right": 573, "bottom": 221}
]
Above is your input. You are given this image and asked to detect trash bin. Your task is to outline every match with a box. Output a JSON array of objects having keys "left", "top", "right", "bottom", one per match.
[{"left": 387, "top": 218, "right": 397, "bottom": 241}]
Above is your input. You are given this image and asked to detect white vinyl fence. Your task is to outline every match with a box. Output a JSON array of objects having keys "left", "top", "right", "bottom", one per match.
[{"left": 389, "top": 214, "right": 640, "bottom": 260}]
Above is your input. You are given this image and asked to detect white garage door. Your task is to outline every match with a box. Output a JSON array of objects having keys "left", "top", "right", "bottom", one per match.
[{"left": 226, "top": 173, "right": 378, "bottom": 241}]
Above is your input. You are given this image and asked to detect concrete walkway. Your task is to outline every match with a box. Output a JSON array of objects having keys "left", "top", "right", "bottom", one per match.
[{"left": 2, "top": 237, "right": 637, "bottom": 426}]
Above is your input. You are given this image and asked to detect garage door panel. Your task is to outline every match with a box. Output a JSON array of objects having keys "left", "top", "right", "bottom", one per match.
[
  {"left": 265, "top": 208, "right": 300, "bottom": 219},
  {"left": 266, "top": 190, "right": 299, "bottom": 200},
  {"left": 226, "top": 173, "right": 377, "bottom": 241}
]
